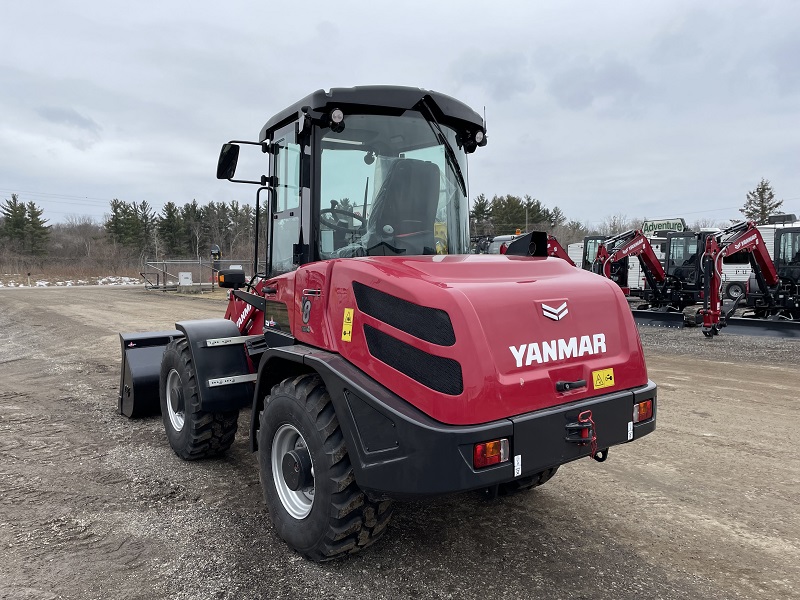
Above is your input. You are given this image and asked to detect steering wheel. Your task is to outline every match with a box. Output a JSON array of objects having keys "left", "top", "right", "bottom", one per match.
[{"left": 319, "top": 208, "right": 366, "bottom": 233}]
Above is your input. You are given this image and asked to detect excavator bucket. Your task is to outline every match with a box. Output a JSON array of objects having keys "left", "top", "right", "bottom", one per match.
[
  {"left": 721, "top": 317, "right": 800, "bottom": 338},
  {"left": 118, "top": 330, "right": 184, "bottom": 417},
  {"left": 631, "top": 309, "right": 687, "bottom": 329}
]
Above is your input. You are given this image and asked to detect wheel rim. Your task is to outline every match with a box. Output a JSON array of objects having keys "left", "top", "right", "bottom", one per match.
[
  {"left": 165, "top": 369, "right": 185, "bottom": 432},
  {"left": 729, "top": 284, "right": 743, "bottom": 299},
  {"left": 272, "top": 424, "right": 315, "bottom": 519}
]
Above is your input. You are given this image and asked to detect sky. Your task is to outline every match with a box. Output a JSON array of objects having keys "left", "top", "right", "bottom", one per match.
[{"left": 1, "top": 0, "right": 799, "bottom": 228}]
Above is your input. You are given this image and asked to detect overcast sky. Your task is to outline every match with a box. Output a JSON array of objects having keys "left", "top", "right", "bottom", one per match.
[{"left": 2, "top": 1, "right": 799, "bottom": 228}]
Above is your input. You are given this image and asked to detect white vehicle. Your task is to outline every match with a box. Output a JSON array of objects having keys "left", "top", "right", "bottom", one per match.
[
  {"left": 757, "top": 214, "right": 800, "bottom": 261},
  {"left": 487, "top": 233, "right": 523, "bottom": 254}
]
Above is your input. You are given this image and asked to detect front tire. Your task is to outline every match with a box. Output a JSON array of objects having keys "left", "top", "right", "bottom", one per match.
[
  {"left": 159, "top": 338, "right": 239, "bottom": 460},
  {"left": 258, "top": 374, "right": 393, "bottom": 561}
]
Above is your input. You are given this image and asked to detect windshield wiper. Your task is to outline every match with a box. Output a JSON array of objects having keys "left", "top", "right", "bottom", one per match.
[{"left": 418, "top": 99, "right": 467, "bottom": 196}]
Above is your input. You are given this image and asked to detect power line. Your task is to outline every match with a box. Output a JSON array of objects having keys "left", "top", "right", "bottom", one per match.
[{"left": 0, "top": 188, "right": 113, "bottom": 204}]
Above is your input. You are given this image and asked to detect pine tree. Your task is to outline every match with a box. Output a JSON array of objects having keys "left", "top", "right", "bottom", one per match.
[
  {"left": 158, "top": 202, "right": 185, "bottom": 256},
  {"left": 740, "top": 178, "right": 783, "bottom": 224},
  {"left": 181, "top": 200, "right": 204, "bottom": 258},
  {"left": 522, "top": 195, "right": 552, "bottom": 228},
  {"left": 0, "top": 194, "right": 28, "bottom": 252},
  {"left": 470, "top": 194, "right": 492, "bottom": 236},
  {"left": 490, "top": 194, "right": 527, "bottom": 235},
  {"left": 24, "top": 202, "right": 50, "bottom": 255}
]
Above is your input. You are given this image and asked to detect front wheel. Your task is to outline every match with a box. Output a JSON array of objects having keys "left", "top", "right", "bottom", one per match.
[
  {"left": 258, "top": 374, "right": 393, "bottom": 561},
  {"left": 159, "top": 338, "right": 239, "bottom": 460}
]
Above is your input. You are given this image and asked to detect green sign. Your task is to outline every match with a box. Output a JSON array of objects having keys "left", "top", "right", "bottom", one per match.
[{"left": 642, "top": 219, "right": 686, "bottom": 235}]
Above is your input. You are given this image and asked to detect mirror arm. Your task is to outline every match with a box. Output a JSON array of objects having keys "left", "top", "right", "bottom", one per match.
[{"left": 227, "top": 139, "right": 270, "bottom": 153}]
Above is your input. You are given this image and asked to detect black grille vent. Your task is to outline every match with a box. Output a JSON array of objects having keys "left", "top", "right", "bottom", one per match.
[
  {"left": 353, "top": 281, "right": 455, "bottom": 346},
  {"left": 364, "top": 325, "right": 463, "bottom": 396}
]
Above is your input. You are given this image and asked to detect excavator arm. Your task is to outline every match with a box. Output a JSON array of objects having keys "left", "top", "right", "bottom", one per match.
[
  {"left": 699, "top": 221, "right": 779, "bottom": 335},
  {"left": 595, "top": 230, "right": 667, "bottom": 293}
]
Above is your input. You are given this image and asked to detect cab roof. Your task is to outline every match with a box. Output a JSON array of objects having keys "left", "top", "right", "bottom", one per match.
[{"left": 259, "top": 85, "right": 485, "bottom": 141}]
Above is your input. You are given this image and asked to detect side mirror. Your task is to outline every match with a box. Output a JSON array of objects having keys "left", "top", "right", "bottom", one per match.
[{"left": 217, "top": 143, "right": 240, "bottom": 180}]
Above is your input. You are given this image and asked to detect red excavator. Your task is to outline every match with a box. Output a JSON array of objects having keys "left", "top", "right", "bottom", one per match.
[{"left": 697, "top": 220, "right": 800, "bottom": 336}]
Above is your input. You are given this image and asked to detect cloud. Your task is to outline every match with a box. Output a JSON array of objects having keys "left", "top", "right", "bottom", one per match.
[
  {"left": 449, "top": 51, "right": 535, "bottom": 101},
  {"left": 37, "top": 106, "right": 102, "bottom": 135},
  {"left": 769, "top": 36, "right": 800, "bottom": 95},
  {"left": 548, "top": 56, "right": 648, "bottom": 114}
]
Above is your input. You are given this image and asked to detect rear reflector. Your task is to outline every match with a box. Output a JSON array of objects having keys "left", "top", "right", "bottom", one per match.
[
  {"left": 633, "top": 400, "right": 653, "bottom": 423},
  {"left": 473, "top": 438, "right": 510, "bottom": 469}
]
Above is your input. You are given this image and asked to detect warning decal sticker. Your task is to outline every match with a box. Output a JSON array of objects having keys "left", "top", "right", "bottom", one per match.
[
  {"left": 592, "top": 367, "right": 615, "bottom": 390},
  {"left": 341, "top": 308, "right": 354, "bottom": 342}
]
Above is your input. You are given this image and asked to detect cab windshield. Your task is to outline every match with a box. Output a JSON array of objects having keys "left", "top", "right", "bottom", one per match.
[
  {"left": 317, "top": 110, "right": 470, "bottom": 258},
  {"left": 778, "top": 231, "right": 800, "bottom": 266}
]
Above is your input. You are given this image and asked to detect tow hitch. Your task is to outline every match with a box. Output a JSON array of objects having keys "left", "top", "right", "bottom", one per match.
[{"left": 565, "top": 410, "right": 608, "bottom": 461}]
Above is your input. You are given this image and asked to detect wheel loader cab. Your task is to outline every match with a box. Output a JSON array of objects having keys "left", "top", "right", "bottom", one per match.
[{"left": 217, "top": 88, "right": 484, "bottom": 275}]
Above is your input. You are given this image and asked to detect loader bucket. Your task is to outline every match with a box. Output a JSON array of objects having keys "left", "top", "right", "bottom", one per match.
[
  {"left": 631, "top": 309, "right": 687, "bottom": 329},
  {"left": 720, "top": 317, "right": 800, "bottom": 338},
  {"left": 118, "top": 331, "right": 184, "bottom": 417}
]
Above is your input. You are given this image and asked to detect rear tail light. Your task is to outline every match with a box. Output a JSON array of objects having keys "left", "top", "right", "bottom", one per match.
[
  {"left": 633, "top": 399, "right": 653, "bottom": 423},
  {"left": 473, "top": 438, "right": 510, "bottom": 469},
  {"left": 500, "top": 243, "right": 508, "bottom": 255}
]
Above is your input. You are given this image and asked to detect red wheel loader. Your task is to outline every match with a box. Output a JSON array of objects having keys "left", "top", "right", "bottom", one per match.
[{"left": 118, "top": 86, "right": 657, "bottom": 561}]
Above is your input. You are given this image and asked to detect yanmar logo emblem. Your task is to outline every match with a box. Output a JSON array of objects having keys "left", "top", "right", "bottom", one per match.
[{"left": 542, "top": 302, "right": 568, "bottom": 321}]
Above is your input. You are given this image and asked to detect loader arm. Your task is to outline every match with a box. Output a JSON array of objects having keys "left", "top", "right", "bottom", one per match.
[{"left": 546, "top": 234, "right": 576, "bottom": 266}]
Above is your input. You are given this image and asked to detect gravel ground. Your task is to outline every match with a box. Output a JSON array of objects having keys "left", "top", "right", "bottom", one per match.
[{"left": 1, "top": 286, "right": 798, "bottom": 600}]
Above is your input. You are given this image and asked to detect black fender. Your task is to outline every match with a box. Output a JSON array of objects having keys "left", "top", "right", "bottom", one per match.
[
  {"left": 250, "top": 346, "right": 393, "bottom": 490},
  {"left": 176, "top": 319, "right": 253, "bottom": 413},
  {"left": 250, "top": 346, "right": 316, "bottom": 452}
]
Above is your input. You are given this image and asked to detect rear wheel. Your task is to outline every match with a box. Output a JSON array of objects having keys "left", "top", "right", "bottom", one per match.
[
  {"left": 724, "top": 282, "right": 745, "bottom": 300},
  {"left": 258, "top": 374, "right": 393, "bottom": 561},
  {"left": 159, "top": 338, "right": 239, "bottom": 460}
]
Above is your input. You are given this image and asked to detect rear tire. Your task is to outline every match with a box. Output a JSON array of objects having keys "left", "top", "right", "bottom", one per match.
[
  {"left": 258, "top": 374, "right": 393, "bottom": 561},
  {"left": 159, "top": 338, "right": 239, "bottom": 460},
  {"left": 724, "top": 282, "right": 745, "bottom": 300}
]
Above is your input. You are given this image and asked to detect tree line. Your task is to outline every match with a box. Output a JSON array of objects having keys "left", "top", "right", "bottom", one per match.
[
  {"left": 0, "top": 178, "right": 789, "bottom": 273},
  {"left": 0, "top": 195, "right": 266, "bottom": 274}
]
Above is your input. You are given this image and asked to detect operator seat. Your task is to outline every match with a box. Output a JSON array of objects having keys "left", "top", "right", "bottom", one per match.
[{"left": 368, "top": 158, "right": 441, "bottom": 255}]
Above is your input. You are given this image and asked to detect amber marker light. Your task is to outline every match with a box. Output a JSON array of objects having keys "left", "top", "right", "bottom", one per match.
[
  {"left": 473, "top": 438, "right": 510, "bottom": 469},
  {"left": 633, "top": 400, "right": 653, "bottom": 423}
]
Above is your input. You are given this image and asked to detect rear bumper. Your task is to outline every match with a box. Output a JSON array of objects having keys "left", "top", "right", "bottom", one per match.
[{"left": 307, "top": 350, "right": 656, "bottom": 501}]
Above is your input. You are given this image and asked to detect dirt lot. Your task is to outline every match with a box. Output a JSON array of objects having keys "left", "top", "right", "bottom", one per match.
[{"left": 1, "top": 286, "right": 798, "bottom": 600}]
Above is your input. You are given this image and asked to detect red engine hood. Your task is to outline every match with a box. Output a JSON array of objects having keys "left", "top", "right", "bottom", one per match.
[{"left": 323, "top": 254, "right": 648, "bottom": 426}]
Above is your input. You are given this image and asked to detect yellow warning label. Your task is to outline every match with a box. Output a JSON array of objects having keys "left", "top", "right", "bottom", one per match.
[
  {"left": 592, "top": 367, "right": 615, "bottom": 390},
  {"left": 341, "top": 308, "right": 354, "bottom": 342}
]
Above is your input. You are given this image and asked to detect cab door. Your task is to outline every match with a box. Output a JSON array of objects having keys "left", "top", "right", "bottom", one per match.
[{"left": 269, "top": 122, "right": 302, "bottom": 276}]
